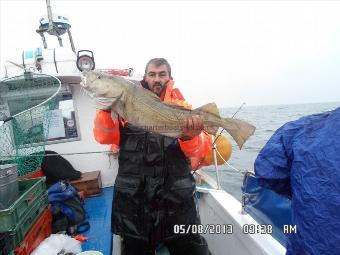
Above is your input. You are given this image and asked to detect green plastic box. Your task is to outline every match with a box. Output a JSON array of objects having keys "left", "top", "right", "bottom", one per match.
[
  {"left": 9, "top": 192, "right": 48, "bottom": 248},
  {"left": 0, "top": 178, "right": 47, "bottom": 232}
]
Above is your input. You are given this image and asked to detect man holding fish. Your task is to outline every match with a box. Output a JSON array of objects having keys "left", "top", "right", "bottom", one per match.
[{"left": 83, "top": 58, "right": 255, "bottom": 255}]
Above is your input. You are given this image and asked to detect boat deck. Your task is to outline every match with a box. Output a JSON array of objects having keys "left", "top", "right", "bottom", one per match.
[
  {"left": 81, "top": 187, "right": 177, "bottom": 255},
  {"left": 78, "top": 183, "right": 286, "bottom": 255},
  {"left": 82, "top": 187, "right": 113, "bottom": 255},
  {"left": 80, "top": 174, "right": 217, "bottom": 255}
]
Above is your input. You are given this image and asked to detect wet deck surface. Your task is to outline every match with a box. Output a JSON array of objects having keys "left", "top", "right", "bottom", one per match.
[{"left": 82, "top": 187, "right": 113, "bottom": 255}]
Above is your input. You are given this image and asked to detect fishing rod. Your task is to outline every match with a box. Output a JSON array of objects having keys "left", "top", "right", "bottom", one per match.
[
  {"left": 212, "top": 102, "right": 246, "bottom": 145},
  {"left": 210, "top": 102, "right": 246, "bottom": 189}
]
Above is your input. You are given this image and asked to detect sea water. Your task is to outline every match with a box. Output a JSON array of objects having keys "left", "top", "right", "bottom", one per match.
[{"left": 203, "top": 101, "right": 340, "bottom": 201}]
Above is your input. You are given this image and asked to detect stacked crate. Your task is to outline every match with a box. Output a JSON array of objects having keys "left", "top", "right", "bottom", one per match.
[
  {"left": 0, "top": 175, "right": 51, "bottom": 255},
  {"left": 0, "top": 165, "right": 19, "bottom": 211}
]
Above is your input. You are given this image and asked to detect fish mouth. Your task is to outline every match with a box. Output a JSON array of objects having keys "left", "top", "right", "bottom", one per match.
[
  {"left": 82, "top": 91, "right": 119, "bottom": 102},
  {"left": 81, "top": 71, "right": 99, "bottom": 87},
  {"left": 80, "top": 76, "right": 99, "bottom": 88}
]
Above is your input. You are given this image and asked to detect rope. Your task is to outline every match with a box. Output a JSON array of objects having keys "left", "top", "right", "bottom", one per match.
[
  {"left": 215, "top": 147, "right": 247, "bottom": 175},
  {"left": 0, "top": 150, "right": 113, "bottom": 158}
]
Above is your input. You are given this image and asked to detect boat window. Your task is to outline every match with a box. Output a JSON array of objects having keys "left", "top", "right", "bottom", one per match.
[
  {"left": 44, "top": 84, "right": 80, "bottom": 144},
  {"left": 1, "top": 83, "right": 80, "bottom": 147}
]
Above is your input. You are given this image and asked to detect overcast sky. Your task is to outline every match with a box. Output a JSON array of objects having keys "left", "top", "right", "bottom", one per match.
[{"left": 1, "top": 0, "right": 340, "bottom": 107}]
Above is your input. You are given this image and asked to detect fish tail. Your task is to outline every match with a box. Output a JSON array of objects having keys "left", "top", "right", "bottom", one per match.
[
  {"left": 219, "top": 118, "right": 256, "bottom": 149},
  {"left": 194, "top": 102, "right": 256, "bottom": 149}
]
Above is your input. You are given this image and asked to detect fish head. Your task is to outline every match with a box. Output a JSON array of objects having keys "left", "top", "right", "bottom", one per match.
[{"left": 81, "top": 70, "right": 124, "bottom": 99}]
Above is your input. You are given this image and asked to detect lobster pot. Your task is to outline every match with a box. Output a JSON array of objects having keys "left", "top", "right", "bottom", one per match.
[{"left": 0, "top": 164, "right": 19, "bottom": 210}]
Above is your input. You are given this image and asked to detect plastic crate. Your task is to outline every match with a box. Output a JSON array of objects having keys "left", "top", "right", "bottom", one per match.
[
  {"left": 0, "top": 178, "right": 46, "bottom": 232},
  {"left": 0, "top": 164, "right": 19, "bottom": 210},
  {"left": 9, "top": 193, "right": 48, "bottom": 248},
  {"left": 14, "top": 207, "right": 52, "bottom": 255}
]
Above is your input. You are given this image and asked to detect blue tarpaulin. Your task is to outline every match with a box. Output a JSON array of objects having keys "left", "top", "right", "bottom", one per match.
[{"left": 255, "top": 107, "right": 340, "bottom": 255}]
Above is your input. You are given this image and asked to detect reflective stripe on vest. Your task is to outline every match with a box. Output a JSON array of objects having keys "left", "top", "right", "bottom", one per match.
[{"left": 94, "top": 119, "right": 119, "bottom": 133}]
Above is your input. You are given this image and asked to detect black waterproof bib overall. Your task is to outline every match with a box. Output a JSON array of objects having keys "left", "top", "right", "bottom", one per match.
[{"left": 112, "top": 123, "right": 200, "bottom": 241}]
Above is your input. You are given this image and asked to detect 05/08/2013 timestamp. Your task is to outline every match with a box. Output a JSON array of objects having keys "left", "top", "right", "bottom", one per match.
[
  {"left": 242, "top": 224, "right": 273, "bottom": 234},
  {"left": 174, "top": 224, "right": 234, "bottom": 235}
]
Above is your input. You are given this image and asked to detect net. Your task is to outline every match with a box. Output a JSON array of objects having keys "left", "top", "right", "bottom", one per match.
[{"left": 0, "top": 72, "right": 61, "bottom": 176}]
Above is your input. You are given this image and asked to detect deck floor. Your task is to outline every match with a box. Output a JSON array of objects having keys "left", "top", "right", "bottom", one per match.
[
  {"left": 81, "top": 187, "right": 206, "bottom": 255},
  {"left": 82, "top": 187, "right": 113, "bottom": 255}
]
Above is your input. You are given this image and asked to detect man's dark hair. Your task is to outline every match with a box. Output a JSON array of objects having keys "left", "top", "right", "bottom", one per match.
[{"left": 144, "top": 58, "right": 172, "bottom": 79}]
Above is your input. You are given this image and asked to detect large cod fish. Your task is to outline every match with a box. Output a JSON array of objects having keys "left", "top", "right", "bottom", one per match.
[{"left": 81, "top": 71, "right": 256, "bottom": 149}]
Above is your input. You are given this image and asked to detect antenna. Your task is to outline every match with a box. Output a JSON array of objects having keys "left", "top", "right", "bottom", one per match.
[{"left": 46, "top": 0, "right": 54, "bottom": 32}]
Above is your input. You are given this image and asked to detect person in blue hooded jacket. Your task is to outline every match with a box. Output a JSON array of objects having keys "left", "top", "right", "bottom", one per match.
[{"left": 254, "top": 107, "right": 340, "bottom": 255}]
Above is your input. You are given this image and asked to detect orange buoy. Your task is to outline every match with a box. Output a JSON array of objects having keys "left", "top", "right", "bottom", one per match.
[{"left": 203, "top": 134, "right": 232, "bottom": 165}]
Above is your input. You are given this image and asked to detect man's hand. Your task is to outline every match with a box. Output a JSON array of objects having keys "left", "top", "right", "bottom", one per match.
[{"left": 180, "top": 115, "right": 204, "bottom": 141}]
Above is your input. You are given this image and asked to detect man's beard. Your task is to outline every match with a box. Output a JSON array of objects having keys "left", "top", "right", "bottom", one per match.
[
  {"left": 144, "top": 81, "right": 168, "bottom": 97},
  {"left": 152, "top": 83, "right": 163, "bottom": 96}
]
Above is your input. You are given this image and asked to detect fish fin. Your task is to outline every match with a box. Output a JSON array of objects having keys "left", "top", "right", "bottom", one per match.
[
  {"left": 111, "top": 99, "right": 127, "bottom": 120},
  {"left": 110, "top": 109, "right": 119, "bottom": 121},
  {"left": 194, "top": 103, "right": 220, "bottom": 118},
  {"left": 92, "top": 96, "right": 115, "bottom": 110},
  {"left": 219, "top": 118, "right": 256, "bottom": 149}
]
